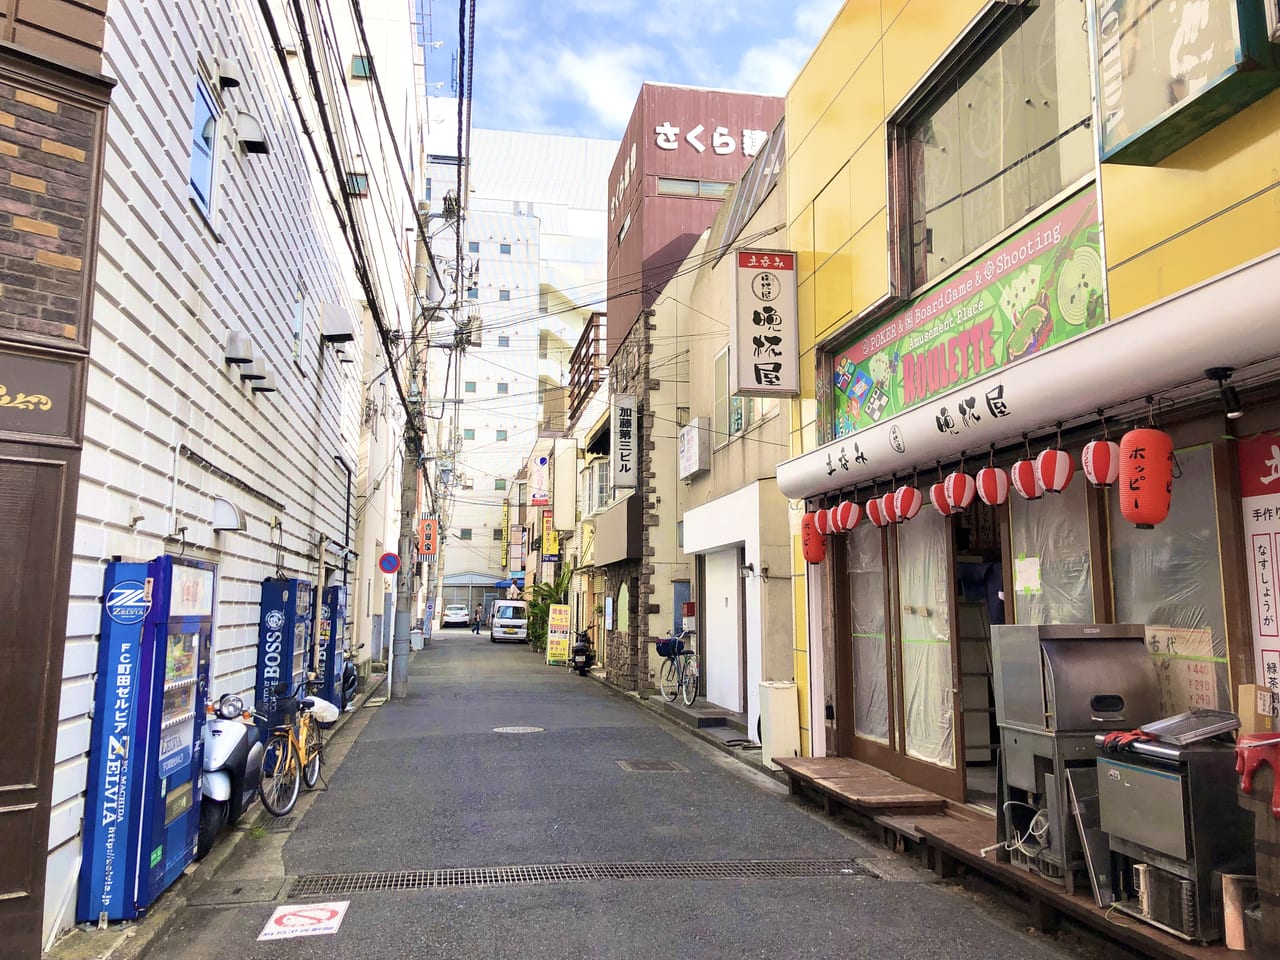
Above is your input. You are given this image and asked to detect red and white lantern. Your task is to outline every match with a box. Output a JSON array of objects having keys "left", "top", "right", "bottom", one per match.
[
  {"left": 813, "top": 508, "right": 832, "bottom": 535},
  {"left": 834, "top": 499, "right": 861, "bottom": 532},
  {"left": 976, "top": 466, "right": 1010, "bottom": 506},
  {"left": 1119, "top": 428, "right": 1174, "bottom": 529},
  {"left": 929, "top": 482, "right": 954, "bottom": 517},
  {"left": 801, "top": 513, "right": 827, "bottom": 564},
  {"left": 893, "top": 486, "right": 923, "bottom": 521},
  {"left": 1081, "top": 440, "right": 1121, "bottom": 487},
  {"left": 881, "top": 492, "right": 900, "bottom": 524},
  {"left": 944, "top": 471, "right": 976, "bottom": 512},
  {"left": 1035, "top": 448, "right": 1075, "bottom": 493},
  {"left": 1011, "top": 459, "right": 1043, "bottom": 500},
  {"left": 865, "top": 497, "right": 887, "bottom": 527}
]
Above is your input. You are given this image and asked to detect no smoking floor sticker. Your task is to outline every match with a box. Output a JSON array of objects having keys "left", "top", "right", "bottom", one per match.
[{"left": 258, "top": 901, "right": 351, "bottom": 941}]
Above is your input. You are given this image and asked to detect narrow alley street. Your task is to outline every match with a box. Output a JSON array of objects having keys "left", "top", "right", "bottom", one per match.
[{"left": 137, "top": 632, "right": 1119, "bottom": 960}]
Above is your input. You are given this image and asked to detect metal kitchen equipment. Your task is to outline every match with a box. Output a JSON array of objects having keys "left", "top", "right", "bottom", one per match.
[
  {"left": 1096, "top": 736, "right": 1253, "bottom": 942},
  {"left": 991, "top": 623, "right": 1161, "bottom": 893}
]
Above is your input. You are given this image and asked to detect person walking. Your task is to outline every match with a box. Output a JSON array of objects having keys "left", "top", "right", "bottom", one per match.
[{"left": 471, "top": 602, "right": 483, "bottom": 635}]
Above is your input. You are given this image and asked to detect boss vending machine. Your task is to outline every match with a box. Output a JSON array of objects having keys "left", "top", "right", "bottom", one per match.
[
  {"left": 255, "top": 577, "right": 312, "bottom": 710},
  {"left": 313, "top": 584, "right": 347, "bottom": 706},
  {"left": 78, "top": 556, "right": 215, "bottom": 923}
]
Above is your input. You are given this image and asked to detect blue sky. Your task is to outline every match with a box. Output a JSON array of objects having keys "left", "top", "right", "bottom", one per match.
[{"left": 420, "top": 0, "right": 844, "bottom": 140}]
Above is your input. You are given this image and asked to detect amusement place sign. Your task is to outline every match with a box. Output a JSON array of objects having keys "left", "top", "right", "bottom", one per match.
[{"left": 829, "top": 189, "right": 1102, "bottom": 438}]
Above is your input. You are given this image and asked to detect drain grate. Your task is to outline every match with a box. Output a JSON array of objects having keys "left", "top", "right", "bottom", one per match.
[
  {"left": 264, "top": 816, "right": 297, "bottom": 833},
  {"left": 616, "top": 759, "right": 687, "bottom": 773},
  {"left": 289, "top": 859, "right": 871, "bottom": 898}
]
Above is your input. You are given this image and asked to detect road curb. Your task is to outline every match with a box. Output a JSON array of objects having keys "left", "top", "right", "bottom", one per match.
[{"left": 42, "top": 672, "right": 389, "bottom": 960}]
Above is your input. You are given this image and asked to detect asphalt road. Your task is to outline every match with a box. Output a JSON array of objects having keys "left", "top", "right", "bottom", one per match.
[{"left": 139, "top": 629, "right": 1113, "bottom": 960}]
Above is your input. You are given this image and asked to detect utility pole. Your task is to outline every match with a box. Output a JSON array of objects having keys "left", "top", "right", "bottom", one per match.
[{"left": 391, "top": 421, "right": 420, "bottom": 699}]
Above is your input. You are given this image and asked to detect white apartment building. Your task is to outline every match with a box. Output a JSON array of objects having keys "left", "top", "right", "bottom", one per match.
[
  {"left": 423, "top": 119, "right": 615, "bottom": 607},
  {"left": 45, "top": 0, "right": 423, "bottom": 946}
]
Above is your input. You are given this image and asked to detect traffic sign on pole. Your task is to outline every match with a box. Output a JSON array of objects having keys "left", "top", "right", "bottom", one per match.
[{"left": 378, "top": 552, "right": 400, "bottom": 574}]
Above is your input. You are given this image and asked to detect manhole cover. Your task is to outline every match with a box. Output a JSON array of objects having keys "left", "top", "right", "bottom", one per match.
[
  {"left": 187, "top": 878, "right": 285, "bottom": 906},
  {"left": 616, "top": 760, "right": 687, "bottom": 773},
  {"left": 493, "top": 726, "right": 543, "bottom": 734}
]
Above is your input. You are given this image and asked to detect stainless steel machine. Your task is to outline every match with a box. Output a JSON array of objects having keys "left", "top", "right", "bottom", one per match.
[
  {"left": 1096, "top": 714, "right": 1254, "bottom": 942},
  {"left": 991, "top": 623, "right": 1161, "bottom": 893}
]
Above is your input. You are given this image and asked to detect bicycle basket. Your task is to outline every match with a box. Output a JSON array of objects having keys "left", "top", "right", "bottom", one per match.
[
  {"left": 263, "top": 694, "right": 298, "bottom": 729},
  {"left": 655, "top": 637, "right": 684, "bottom": 658}
]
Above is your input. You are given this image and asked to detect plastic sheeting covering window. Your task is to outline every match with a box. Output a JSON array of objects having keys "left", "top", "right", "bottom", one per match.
[
  {"left": 897, "top": 508, "right": 954, "bottom": 768},
  {"left": 1010, "top": 475, "right": 1093, "bottom": 624},
  {"left": 1111, "top": 444, "right": 1230, "bottom": 716},
  {"left": 849, "top": 523, "right": 889, "bottom": 744}
]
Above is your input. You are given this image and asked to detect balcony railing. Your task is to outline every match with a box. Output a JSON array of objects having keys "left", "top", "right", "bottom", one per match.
[{"left": 567, "top": 312, "right": 606, "bottom": 427}]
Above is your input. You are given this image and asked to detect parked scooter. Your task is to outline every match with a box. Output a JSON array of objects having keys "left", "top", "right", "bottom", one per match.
[
  {"left": 197, "top": 693, "right": 264, "bottom": 859},
  {"left": 571, "top": 629, "right": 595, "bottom": 677},
  {"left": 340, "top": 641, "right": 365, "bottom": 710}
]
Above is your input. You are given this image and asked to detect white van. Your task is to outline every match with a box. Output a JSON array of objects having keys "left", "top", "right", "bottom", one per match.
[{"left": 489, "top": 600, "right": 529, "bottom": 643}]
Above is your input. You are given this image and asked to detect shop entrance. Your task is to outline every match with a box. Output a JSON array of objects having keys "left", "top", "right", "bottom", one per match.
[{"left": 832, "top": 499, "right": 1007, "bottom": 804}]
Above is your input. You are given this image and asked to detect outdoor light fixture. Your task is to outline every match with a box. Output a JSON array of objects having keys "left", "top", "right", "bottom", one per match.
[{"left": 1206, "top": 366, "right": 1244, "bottom": 420}]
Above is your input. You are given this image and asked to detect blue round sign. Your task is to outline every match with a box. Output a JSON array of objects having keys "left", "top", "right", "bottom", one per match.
[
  {"left": 106, "top": 580, "right": 151, "bottom": 625},
  {"left": 378, "top": 552, "right": 401, "bottom": 574}
]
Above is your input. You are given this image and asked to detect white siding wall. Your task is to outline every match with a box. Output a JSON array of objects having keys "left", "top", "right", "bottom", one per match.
[{"left": 45, "top": 0, "right": 421, "bottom": 945}]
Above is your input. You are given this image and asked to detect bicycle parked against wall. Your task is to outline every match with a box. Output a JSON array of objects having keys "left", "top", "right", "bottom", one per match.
[
  {"left": 257, "top": 680, "right": 328, "bottom": 816},
  {"left": 656, "top": 629, "right": 698, "bottom": 706}
]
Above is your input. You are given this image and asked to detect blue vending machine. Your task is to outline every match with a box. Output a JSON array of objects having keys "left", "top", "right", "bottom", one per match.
[
  {"left": 313, "top": 584, "right": 347, "bottom": 707},
  {"left": 256, "top": 578, "right": 312, "bottom": 710},
  {"left": 78, "top": 556, "right": 215, "bottom": 923}
]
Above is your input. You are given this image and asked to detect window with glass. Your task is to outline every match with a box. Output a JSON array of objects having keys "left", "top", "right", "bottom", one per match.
[
  {"left": 493, "top": 528, "right": 503, "bottom": 540},
  {"left": 1111, "top": 445, "right": 1230, "bottom": 715},
  {"left": 594, "top": 459, "right": 610, "bottom": 511},
  {"left": 345, "top": 172, "right": 369, "bottom": 197},
  {"left": 462, "top": 428, "right": 475, "bottom": 440},
  {"left": 499, "top": 289, "right": 511, "bottom": 302},
  {"left": 189, "top": 76, "right": 219, "bottom": 216},
  {"left": 468, "top": 241, "right": 479, "bottom": 253},
  {"left": 1010, "top": 474, "right": 1093, "bottom": 623},
  {"left": 497, "top": 382, "right": 508, "bottom": 394},
  {"left": 464, "top": 381, "right": 476, "bottom": 393},
  {"left": 350, "top": 55, "right": 372, "bottom": 78},
  {"left": 498, "top": 336, "right": 510, "bottom": 347},
  {"left": 849, "top": 523, "right": 890, "bottom": 745},
  {"left": 494, "top": 478, "right": 506, "bottom": 490},
  {"left": 897, "top": 508, "right": 954, "bottom": 767},
  {"left": 496, "top": 429, "right": 507, "bottom": 441},
  {"left": 899, "top": 0, "right": 1092, "bottom": 289},
  {"left": 499, "top": 243, "right": 511, "bottom": 255},
  {"left": 459, "top": 528, "right": 472, "bottom": 540},
  {"left": 467, "top": 288, "right": 479, "bottom": 300}
]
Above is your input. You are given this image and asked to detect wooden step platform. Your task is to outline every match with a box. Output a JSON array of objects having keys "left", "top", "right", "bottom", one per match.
[{"left": 774, "top": 756, "right": 948, "bottom": 816}]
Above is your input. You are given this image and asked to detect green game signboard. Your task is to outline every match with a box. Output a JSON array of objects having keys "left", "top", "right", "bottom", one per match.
[{"left": 830, "top": 189, "right": 1102, "bottom": 438}]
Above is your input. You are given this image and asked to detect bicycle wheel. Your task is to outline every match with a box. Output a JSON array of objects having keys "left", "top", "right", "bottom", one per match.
[
  {"left": 302, "top": 720, "right": 322, "bottom": 788},
  {"left": 658, "top": 656, "right": 679, "bottom": 702},
  {"left": 258, "top": 732, "right": 300, "bottom": 816},
  {"left": 680, "top": 657, "right": 699, "bottom": 706}
]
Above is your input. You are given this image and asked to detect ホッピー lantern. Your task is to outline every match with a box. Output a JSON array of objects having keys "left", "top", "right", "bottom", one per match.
[
  {"left": 976, "top": 466, "right": 1009, "bottom": 506},
  {"left": 881, "top": 492, "right": 900, "bottom": 524},
  {"left": 944, "top": 471, "right": 976, "bottom": 511},
  {"left": 929, "top": 482, "right": 953, "bottom": 517},
  {"left": 834, "top": 499, "right": 861, "bottom": 532},
  {"left": 1011, "top": 459, "right": 1043, "bottom": 500},
  {"left": 801, "top": 513, "right": 827, "bottom": 563},
  {"left": 866, "top": 497, "right": 887, "bottom": 527},
  {"left": 1082, "top": 439, "right": 1121, "bottom": 487},
  {"left": 1119, "top": 428, "right": 1174, "bottom": 529},
  {"left": 1035, "top": 448, "right": 1075, "bottom": 493},
  {"left": 894, "top": 486, "right": 923, "bottom": 521}
]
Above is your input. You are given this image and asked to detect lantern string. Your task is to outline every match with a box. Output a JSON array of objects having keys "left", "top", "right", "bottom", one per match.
[
  {"left": 958, "top": 449, "right": 966, "bottom": 473},
  {"left": 936, "top": 459, "right": 944, "bottom": 483},
  {"left": 1055, "top": 421, "right": 1064, "bottom": 449},
  {"left": 911, "top": 467, "right": 919, "bottom": 488},
  {"left": 988, "top": 442, "right": 997, "bottom": 468},
  {"left": 1022, "top": 433, "right": 1032, "bottom": 460},
  {"left": 1145, "top": 395, "right": 1157, "bottom": 426},
  {"left": 1098, "top": 408, "right": 1110, "bottom": 441}
]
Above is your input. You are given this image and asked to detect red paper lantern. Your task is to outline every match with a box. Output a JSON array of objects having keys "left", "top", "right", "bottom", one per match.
[
  {"left": 894, "top": 486, "right": 923, "bottom": 521},
  {"left": 976, "top": 466, "right": 1009, "bottom": 506},
  {"left": 929, "top": 482, "right": 954, "bottom": 517},
  {"left": 1119, "top": 428, "right": 1174, "bottom": 529},
  {"left": 835, "top": 499, "right": 862, "bottom": 532},
  {"left": 944, "top": 471, "right": 976, "bottom": 511},
  {"left": 881, "top": 492, "right": 900, "bottom": 524},
  {"left": 1011, "top": 459, "right": 1043, "bottom": 500},
  {"left": 801, "top": 513, "right": 827, "bottom": 563},
  {"left": 828, "top": 504, "right": 846, "bottom": 534},
  {"left": 1035, "top": 448, "right": 1075, "bottom": 493},
  {"left": 813, "top": 508, "right": 831, "bottom": 535},
  {"left": 866, "top": 497, "right": 887, "bottom": 527},
  {"left": 1082, "top": 440, "right": 1121, "bottom": 487}
]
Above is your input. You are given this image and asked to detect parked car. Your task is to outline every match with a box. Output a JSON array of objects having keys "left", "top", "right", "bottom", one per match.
[
  {"left": 489, "top": 600, "right": 528, "bottom": 643},
  {"left": 441, "top": 603, "right": 471, "bottom": 628}
]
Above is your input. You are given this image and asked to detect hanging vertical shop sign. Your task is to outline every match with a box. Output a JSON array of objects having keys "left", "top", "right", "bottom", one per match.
[
  {"left": 612, "top": 393, "right": 638, "bottom": 489},
  {"left": 732, "top": 249, "right": 799, "bottom": 397},
  {"left": 501, "top": 501, "right": 510, "bottom": 572},
  {"left": 1239, "top": 433, "right": 1280, "bottom": 702},
  {"left": 418, "top": 517, "right": 439, "bottom": 558},
  {"left": 542, "top": 509, "right": 560, "bottom": 561}
]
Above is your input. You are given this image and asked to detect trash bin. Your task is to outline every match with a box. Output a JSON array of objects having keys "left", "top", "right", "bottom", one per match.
[
  {"left": 410, "top": 628, "right": 424, "bottom": 651},
  {"left": 759, "top": 680, "right": 800, "bottom": 771}
]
